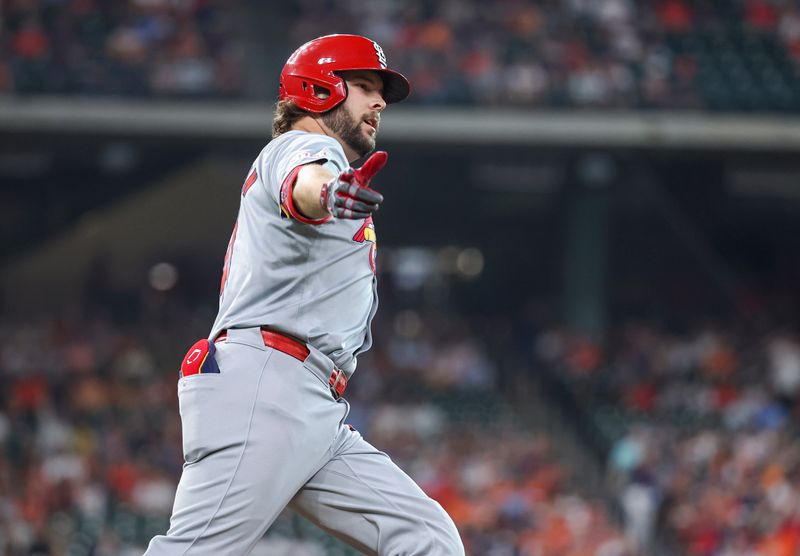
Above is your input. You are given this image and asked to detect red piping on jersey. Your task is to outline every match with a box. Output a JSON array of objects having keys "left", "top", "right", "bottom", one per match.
[
  {"left": 242, "top": 169, "right": 258, "bottom": 197},
  {"left": 219, "top": 221, "right": 238, "bottom": 296},
  {"left": 280, "top": 165, "right": 333, "bottom": 225}
]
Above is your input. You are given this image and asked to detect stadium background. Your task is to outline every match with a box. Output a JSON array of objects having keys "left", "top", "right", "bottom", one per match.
[{"left": 2, "top": 0, "right": 800, "bottom": 555}]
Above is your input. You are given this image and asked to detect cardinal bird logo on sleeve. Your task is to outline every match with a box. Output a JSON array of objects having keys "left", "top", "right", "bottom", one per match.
[{"left": 353, "top": 216, "right": 377, "bottom": 274}]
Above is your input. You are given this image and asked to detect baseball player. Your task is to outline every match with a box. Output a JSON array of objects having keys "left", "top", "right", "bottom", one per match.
[{"left": 145, "top": 35, "right": 464, "bottom": 555}]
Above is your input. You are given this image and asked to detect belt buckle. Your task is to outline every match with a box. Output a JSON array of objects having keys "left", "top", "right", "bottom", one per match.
[{"left": 328, "top": 369, "right": 346, "bottom": 399}]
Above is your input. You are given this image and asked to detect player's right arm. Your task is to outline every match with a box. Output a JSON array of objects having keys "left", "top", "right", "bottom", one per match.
[
  {"left": 290, "top": 152, "right": 389, "bottom": 220},
  {"left": 291, "top": 164, "right": 336, "bottom": 220},
  {"left": 272, "top": 136, "right": 387, "bottom": 222}
]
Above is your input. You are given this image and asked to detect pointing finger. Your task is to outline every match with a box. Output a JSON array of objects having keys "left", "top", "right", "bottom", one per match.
[{"left": 354, "top": 151, "right": 388, "bottom": 184}]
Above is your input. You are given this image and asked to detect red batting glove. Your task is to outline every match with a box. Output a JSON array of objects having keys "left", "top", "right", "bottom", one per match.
[{"left": 320, "top": 151, "right": 388, "bottom": 219}]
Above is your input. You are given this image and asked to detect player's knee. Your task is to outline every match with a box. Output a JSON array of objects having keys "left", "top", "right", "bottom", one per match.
[
  {"left": 435, "top": 521, "right": 466, "bottom": 556},
  {"left": 432, "top": 504, "right": 465, "bottom": 555},
  {"left": 426, "top": 506, "right": 465, "bottom": 555},
  {"left": 431, "top": 532, "right": 465, "bottom": 555},
  {"left": 403, "top": 532, "right": 464, "bottom": 556},
  {"left": 391, "top": 518, "right": 464, "bottom": 555}
]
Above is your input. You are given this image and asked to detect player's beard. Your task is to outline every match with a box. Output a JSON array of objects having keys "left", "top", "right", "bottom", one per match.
[{"left": 321, "top": 104, "right": 375, "bottom": 158}]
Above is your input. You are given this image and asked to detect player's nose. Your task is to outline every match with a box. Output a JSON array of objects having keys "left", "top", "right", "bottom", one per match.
[{"left": 372, "top": 93, "right": 386, "bottom": 112}]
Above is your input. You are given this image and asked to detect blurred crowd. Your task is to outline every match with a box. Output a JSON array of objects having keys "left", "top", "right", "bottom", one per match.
[
  {"left": 535, "top": 321, "right": 800, "bottom": 555},
  {"left": 292, "top": 0, "right": 800, "bottom": 110},
  {"left": 5, "top": 0, "right": 800, "bottom": 110},
  {"left": 0, "top": 0, "right": 243, "bottom": 97},
  {"left": 0, "top": 313, "right": 183, "bottom": 555},
  {"left": 0, "top": 294, "right": 630, "bottom": 555},
  {"left": 290, "top": 0, "right": 692, "bottom": 108}
]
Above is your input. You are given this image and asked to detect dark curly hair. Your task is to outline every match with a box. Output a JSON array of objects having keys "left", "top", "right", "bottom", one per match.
[{"left": 271, "top": 100, "right": 309, "bottom": 138}]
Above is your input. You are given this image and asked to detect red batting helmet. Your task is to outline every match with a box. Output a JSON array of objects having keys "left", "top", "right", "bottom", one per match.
[{"left": 279, "top": 34, "right": 410, "bottom": 113}]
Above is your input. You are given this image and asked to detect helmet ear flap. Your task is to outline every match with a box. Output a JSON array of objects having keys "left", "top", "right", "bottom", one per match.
[
  {"left": 312, "top": 83, "right": 332, "bottom": 99},
  {"left": 332, "top": 71, "right": 349, "bottom": 98},
  {"left": 281, "top": 72, "right": 347, "bottom": 113},
  {"left": 299, "top": 80, "right": 329, "bottom": 96}
]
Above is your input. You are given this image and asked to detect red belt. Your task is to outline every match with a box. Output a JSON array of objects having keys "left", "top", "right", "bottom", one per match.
[{"left": 215, "top": 328, "right": 348, "bottom": 399}]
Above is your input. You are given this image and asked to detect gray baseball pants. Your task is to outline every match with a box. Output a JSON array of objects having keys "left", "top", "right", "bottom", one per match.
[{"left": 144, "top": 327, "right": 464, "bottom": 555}]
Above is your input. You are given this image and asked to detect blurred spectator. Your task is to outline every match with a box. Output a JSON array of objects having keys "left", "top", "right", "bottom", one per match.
[
  {"left": 656, "top": 0, "right": 694, "bottom": 32},
  {"left": 745, "top": 0, "right": 779, "bottom": 31},
  {"left": 0, "top": 0, "right": 243, "bottom": 97},
  {"left": 539, "top": 320, "right": 800, "bottom": 554}
]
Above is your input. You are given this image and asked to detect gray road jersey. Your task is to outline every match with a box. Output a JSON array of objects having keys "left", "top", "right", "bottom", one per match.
[{"left": 209, "top": 131, "right": 379, "bottom": 375}]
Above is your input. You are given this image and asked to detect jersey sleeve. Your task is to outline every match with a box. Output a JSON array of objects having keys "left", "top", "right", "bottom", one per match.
[{"left": 262, "top": 133, "right": 348, "bottom": 224}]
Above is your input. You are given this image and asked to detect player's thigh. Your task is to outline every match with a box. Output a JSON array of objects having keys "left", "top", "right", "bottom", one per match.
[{"left": 289, "top": 429, "right": 464, "bottom": 556}]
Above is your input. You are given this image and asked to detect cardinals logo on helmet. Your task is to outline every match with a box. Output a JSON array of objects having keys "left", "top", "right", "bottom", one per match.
[{"left": 373, "top": 42, "right": 387, "bottom": 68}]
